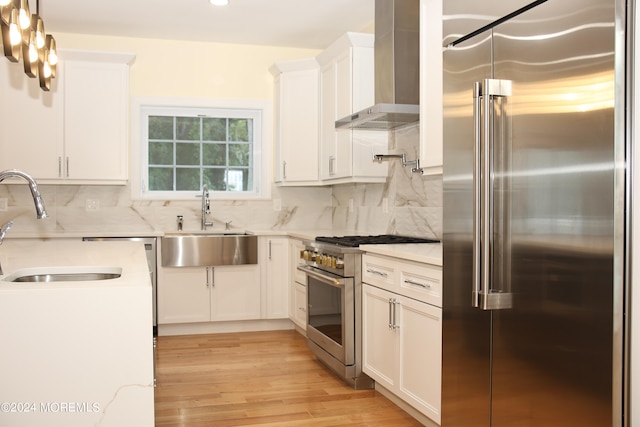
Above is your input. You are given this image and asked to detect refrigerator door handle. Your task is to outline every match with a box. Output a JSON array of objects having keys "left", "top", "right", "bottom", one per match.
[{"left": 472, "top": 78, "right": 513, "bottom": 311}]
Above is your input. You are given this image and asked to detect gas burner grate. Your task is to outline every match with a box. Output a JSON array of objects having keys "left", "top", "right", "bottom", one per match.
[{"left": 315, "top": 235, "right": 440, "bottom": 247}]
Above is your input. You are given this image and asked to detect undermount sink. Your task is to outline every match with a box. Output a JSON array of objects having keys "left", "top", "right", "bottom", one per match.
[
  {"left": 161, "top": 233, "right": 258, "bottom": 267},
  {"left": 3, "top": 266, "right": 122, "bottom": 283}
]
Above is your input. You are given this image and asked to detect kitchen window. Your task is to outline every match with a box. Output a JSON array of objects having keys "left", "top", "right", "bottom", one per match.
[{"left": 135, "top": 101, "right": 270, "bottom": 200}]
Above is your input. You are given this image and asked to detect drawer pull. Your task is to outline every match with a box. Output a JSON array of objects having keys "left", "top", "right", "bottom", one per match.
[
  {"left": 367, "top": 268, "right": 388, "bottom": 277},
  {"left": 404, "top": 279, "right": 431, "bottom": 288}
]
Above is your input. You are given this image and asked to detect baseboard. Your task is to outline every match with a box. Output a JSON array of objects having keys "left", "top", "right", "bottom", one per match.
[
  {"left": 374, "top": 383, "right": 439, "bottom": 427},
  {"left": 158, "top": 319, "right": 294, "bottom": 336}
]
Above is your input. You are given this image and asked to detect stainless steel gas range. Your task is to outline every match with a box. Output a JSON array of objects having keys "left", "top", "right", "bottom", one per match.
[{"left": 297, "top": 235, "right": 439, "bottom": 389}]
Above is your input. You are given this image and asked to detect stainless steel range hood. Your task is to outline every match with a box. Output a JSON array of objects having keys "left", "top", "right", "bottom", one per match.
[{"left": 336, "top": 0, "right": 420, "bottom": 130}]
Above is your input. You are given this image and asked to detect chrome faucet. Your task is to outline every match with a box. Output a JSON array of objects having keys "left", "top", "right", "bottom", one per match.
[
  {"left": 0, "top": 169, "right": 48, "bottom": 274},
  {"left": 0, "top": 169, "right": 48, "bottom": 220},
  {"left": 200, "top": 184, "right": 213, "bottom": 230}
]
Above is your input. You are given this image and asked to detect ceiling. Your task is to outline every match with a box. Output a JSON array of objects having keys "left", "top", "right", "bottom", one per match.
[{"left": 40, "top": 0, "right": 375, "bottom": 50}]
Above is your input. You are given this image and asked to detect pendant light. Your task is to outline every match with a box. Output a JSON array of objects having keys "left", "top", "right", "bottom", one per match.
[{"left": 0, "top": 0, "right": 58, "bottom": 90}]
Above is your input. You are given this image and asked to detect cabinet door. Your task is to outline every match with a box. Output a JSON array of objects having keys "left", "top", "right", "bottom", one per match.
[
  {"left": 0, "top": 60, "right": 64, "bottom": 179},
  {"left": 63, "top": 60, "right": 128, "bottom": 182},
  {"left": 320, "top": 61, "right": 337, "bottom": 180},
  {"left": 293, "top": 282, "right": 307, "bottom": 329},
  {"left": 211, "top": 265, "right": 261, "bottom": 321},
  {"left": 277, "top": 69, "right": 320, "bottom": 183},
  {"left": 397, "top": 295, "right": 442, "bottom": 423},
  {"left": 332, "top": 50, "right": 353, "bottom": 179},
  {"left": 362, "top": 284, "right": 398, "bottom": 390},
  {"left": 419, "top": 0, "right": 443, "bottom": 175},
  {"left": 157, "top": 266, "right": 210, "bottom": 324},
  {"left": 263, "top": 237, "right": 289, "bottom": 319}
]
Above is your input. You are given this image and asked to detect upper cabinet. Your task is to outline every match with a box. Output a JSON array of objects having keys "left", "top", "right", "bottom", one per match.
[
  {"left": 270, "top": 58, "right": 322, "bottom": 186},
  {"left": 419, "top": 0, "right": 443, "bottom": 175},
  {"left": 0, "top": 49, "right": 134, "bottom": 184},
  {"left": 317, "top": 33, "right": 388, "bottom": 184}
]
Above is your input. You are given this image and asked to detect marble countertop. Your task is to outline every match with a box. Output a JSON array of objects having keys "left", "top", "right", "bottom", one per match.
[
  {"left": 2, "top": 229, "right": 442, "bottom": 266},
  {"left": 0, "top": 239, "right": 151, "bottom": 289},
  {"left": 360, "top": 242, "right": 442, "bottom": 266}
]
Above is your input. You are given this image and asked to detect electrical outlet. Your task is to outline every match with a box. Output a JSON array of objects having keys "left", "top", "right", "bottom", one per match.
[
  {"left": 85, "top": 199, "right": 100, "bottom": 211},
  {"left": 348, "top": 199, "right": 354, "bottom": 213},
  {"left": 273, "top": 198, "right": 282, "bottom": 211},
  {"left": 0, "top": 198, "right": 8, "bottom": 212}
]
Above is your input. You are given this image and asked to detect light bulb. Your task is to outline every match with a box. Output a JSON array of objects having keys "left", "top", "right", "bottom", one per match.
[
  {"left": 48, "top": 47, "right": 57, "bottom": 66},
  {"left": 0, "top": 0, "right": 11, "bottom": 7},
  {"left": 28, "top": 38, "right": 37, "bottom": 62},
  {"left": 8, "top": 9, "right": 21, "bottom": 46},
  {"left": 35, "top": 16, "right": 44, "bottom": 48},
  {"left": 43, "top": 60, "right": 51, "bottom": 78},
  {"left": 209, "top": 0, "right": 229, "bottom": 5},
  {"left": 18, "top": 0, "right": 30, "bottom": 30}
]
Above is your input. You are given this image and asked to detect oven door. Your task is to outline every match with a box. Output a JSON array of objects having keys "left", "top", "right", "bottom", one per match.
[{"left": 298, "top": 264, "right": 354, "bottom": 366}]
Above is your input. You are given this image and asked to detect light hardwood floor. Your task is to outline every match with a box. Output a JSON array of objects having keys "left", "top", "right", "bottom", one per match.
[{"left": 154, "top": 329, "right": 423, "bottom": 426}]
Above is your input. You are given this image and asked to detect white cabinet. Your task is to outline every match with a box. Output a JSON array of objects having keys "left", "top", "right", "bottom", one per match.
[
  {"left": 270, "top": 59, "right": 321, "bottom": 186},
  {"left": 419, "top": 0, "right": 443, "bottom": 175},
  {"left": 0, "top": 59, "right": 64, "bottom": 179},
  {"left": 62, "top": 52, "right": 132, "bottom": 183},
  {"left": 157, "top": 264, "right": 261, "bottom": 324},
  {"left": 362, "top": 253, "right": 442, "bottom": 424},
  {"left": 317, "top": 33, "right": 388, "bottom": 184},
  {"left": 260, "top": 236, "right": 290, "bottom": 319},
  {"left": 0, "top": 50, "right": 133, "bottom": 184},
  {"left": 289, "top": 238, "right": 307, "bottom": 330}
]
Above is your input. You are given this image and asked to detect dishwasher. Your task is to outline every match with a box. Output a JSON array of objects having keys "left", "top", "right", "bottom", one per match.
[{"left": 82, "top": 236, "right": 158, "bottom": 335}]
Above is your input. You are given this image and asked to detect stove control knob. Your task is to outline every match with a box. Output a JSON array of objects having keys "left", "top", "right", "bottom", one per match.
[{"left": 331, "top": 257, "right": 337, "bottom": 268}]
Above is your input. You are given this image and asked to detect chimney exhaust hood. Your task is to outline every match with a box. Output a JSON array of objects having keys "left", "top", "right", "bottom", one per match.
[{"left": 336, "top": 0, "right": 420, "bottom": 130}]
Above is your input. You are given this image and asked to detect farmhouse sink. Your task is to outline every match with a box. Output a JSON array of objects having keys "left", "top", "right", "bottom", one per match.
[
  {"left": 161, "top": 233, "right": 258, "bottom": 267},
  {"left": 3, "top": 266, "right": 122, "bottom": 283}
]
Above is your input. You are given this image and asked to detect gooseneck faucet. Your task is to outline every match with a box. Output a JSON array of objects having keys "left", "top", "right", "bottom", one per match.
[
  {"left": 200, "top": 184, "right": 213, "bottom": 231},
  {"left": 0, "top": 170, "right": 48, "bottom": 272},
  {"left": 0, "top": 169, "right": 48, "bottom": 220}
]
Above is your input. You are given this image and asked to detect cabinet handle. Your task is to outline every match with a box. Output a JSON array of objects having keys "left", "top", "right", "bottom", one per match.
[
  {"left": 66, "top": 157, "right": 70, "bottom": 178},
  {"left": 283, "top": 161, "right": 287, "bottom": 180},
  {"left": 329, "top": 156, "right": 335, "bottom": 175},
  {"left": 269, "top": 240, "right": 272, "bottom": 260},
  {"left": 206, "top": 267, "right": 215, "bottom": 287},
  {"left": 404, "top": 279, "right": 431, "bottom": 288},
  {"left": 388, "top": 297, "right": 394, "bottom": 330},
  {"left": 205, "top": 267, "right": 210, "bottom": 287},
  {"left": 367, "top": 268, "right": 388, "bottom": 277},
  {"left": 393, "top": 299, "right": 399, "bottom": 330},
  {"left": 58, "top": 157, "right": 62, "bottom": 178}
]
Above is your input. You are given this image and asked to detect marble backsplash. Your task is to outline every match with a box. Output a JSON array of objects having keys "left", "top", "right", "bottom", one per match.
[{"left": 0, "top": 125, "right": 442, "bottom": 238}]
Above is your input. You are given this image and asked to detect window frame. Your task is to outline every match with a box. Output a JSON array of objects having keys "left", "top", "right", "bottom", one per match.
[{"left": 131, "top": 97, "right": 272, "bottom": 201}]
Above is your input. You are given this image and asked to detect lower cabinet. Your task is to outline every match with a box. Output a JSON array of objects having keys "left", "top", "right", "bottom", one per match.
[
  {"left": 289, "top": 238, "right": 307, "bottom": 330},
  {"left": 260, "top": 236, "right": 290, "bottom": 319},
  {"left": 157, "top": 264, "right": 260, "bottom": 324},
  {"left": 362, "top": 262, "right": 442, "bottom": 424}
]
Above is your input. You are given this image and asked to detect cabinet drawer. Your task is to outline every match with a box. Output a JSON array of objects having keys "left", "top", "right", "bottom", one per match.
[
  {"left": 362, "top": 254, "right": 396, "bottom": 291},
  {"left": 399, "top": 262, "right": 442, "bottom": 308}
]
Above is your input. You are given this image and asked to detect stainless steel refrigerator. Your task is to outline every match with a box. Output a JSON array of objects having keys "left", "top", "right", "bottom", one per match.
[{"left": 442, "top": 0, "right": 628, "bottom": 425}]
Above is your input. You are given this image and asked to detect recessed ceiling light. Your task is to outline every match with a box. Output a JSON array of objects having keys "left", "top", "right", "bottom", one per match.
[{"left": 209, "top": 0, "right": 229, "bottom": 6}]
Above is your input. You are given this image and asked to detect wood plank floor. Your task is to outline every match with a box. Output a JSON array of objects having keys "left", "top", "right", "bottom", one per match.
[{"left": 154, "top": 329, "right": 423, "bottom": 427}]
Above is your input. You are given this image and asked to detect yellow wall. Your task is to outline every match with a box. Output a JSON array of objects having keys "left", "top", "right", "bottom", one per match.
[{"left": 54, "top": 33, "right": 321, "bottom": 100}]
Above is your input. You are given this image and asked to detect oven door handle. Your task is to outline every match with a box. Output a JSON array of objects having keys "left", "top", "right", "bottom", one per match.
[{"left": 297, "top": 265, "right": 345, "bottom": 287}]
